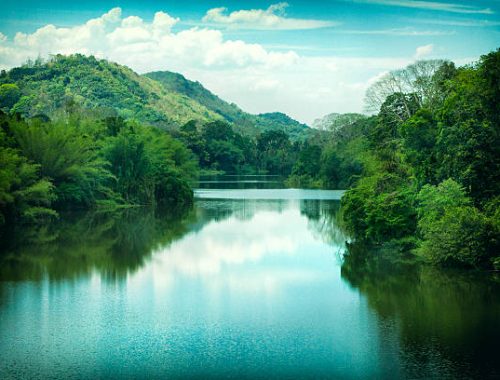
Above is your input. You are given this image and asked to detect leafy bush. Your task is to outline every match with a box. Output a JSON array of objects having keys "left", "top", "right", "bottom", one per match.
[
  {"left": 341, "top": 172, "right": 417, "bottom": 243},
  {"left": 416, "top": 179, "right": 492, "bottom": 267},
  {"left": 0, "top": 129, "right": 56, "bottom": 224},
  {"left": 11, "top": 118, "right": 116, "bottom": 207},
  {"left": 0, "top": 84, "right": 21, "bottom": 110},
  {"left": 102, "top": 122, "right": 195, "bottom": 206},
  {"left": 0, "top": 110, "right": 196, "bottom": 229}
]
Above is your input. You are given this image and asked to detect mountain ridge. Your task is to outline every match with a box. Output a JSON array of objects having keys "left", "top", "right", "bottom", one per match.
[
  {"left": 144, "top": 70, "right": 309, "bottom": 138},
  {"left": 0, "top": 54, "right": 309, "bottom": 138}
]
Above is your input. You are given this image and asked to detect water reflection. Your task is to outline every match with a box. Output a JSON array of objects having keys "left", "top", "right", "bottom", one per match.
[
  {"left": 149, "top": 201, "right": 346, "bottom": 294},
  {"left": 0, "top": 207, "right": 195, "bottom": 282},
  {"left": 1, "top": 188, "right": 499, "bottom": 379},
  {"left": 0, "top": 198, "right": 346, "bottom": 284},
  {"left": 341, "top": 242, "right": 500, "bottom": 379},
  {"left": 300, "top": 200, "right": 347, "bottom": 248},
  {"left": 1, "top": 197, "right": 361, "bottom": 379}
]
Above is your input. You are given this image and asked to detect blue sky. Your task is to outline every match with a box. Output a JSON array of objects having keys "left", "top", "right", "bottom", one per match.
[{"left": 0, "top": 1, "right": 498, "bottom": 123}]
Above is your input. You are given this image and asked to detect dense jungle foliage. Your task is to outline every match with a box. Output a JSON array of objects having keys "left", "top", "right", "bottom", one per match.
[
  {"left": 0, "top": 111, "right": 196, "bottom": 228},
  {"left": 174, "top": 120, "right": 300, "bottom": 174},
  {"left": 336, "top": 49, "right": 500, "bottom": 269}
]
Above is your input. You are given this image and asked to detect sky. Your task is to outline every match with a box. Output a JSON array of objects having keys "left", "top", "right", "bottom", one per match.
[{"left": 0, "top": 1, "right": 498, "bottom": 124}]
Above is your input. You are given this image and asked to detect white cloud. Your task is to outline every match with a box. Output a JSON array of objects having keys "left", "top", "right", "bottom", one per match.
[
  {"left": 343, "top": 27, "right": 454, "bottom": 36},
  {"left": 185, "top": 55, "right": 414, "bottom": 123},
  {"left": 352, "top": 0, "right": 494, "bottom": 14},
  {"left": 415, "top": 43, "right": 434, "bottom": 59},
  {"left": 250, "top": 78, "right": 280, "bottom": 92},
  {"left": 202, "top": 2, "right": 338, "bottom": 30},
  {"left": 126, "top": 208, "right": 338, "bottom": 297},
  {"left": 0, "top": 8, "right": 465, "bottom": 124},
  {"left": 0, "top": 7, "right": 297, "bottom": 72}
]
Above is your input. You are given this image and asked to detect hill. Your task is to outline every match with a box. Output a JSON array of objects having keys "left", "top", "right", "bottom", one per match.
[
  {"left": 144, "top": 71, "right": 248, "bottom": 123},
  {"left": 0, "top": 54, "right": 309, "bottom": 138},
  {"left": 0, "top": 54, "right": 220, "bottom": 127},
  {"left": 144, "top": 71, "right": 309, "bottom": 138}
]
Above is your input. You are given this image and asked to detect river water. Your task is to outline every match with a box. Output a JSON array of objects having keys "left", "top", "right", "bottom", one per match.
[{"left": 0, "top": 176, "right": 498, "bottom": 379}]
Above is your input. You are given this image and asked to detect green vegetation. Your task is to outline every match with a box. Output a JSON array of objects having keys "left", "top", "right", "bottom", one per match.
[
  {"left": 0, "top": 53, "right": 314, "bottom": 231},
  {"left": 284, "top": 49, "right": 499, "bottom": 269},
  {"left": 0, "top": 54, "right": 308, "bottom": 137},
  {"left": 1, "top": 50, "right": 498, "bottom": 271},
  {"left": 0, "top": 111, "right": 196, "bottom": 231},
  {"left": 286, "top": 114, "right": 374, "bottom": 189},
  {"left": 0, "top": 84, "right": 21, "bottom": 110},
  {"left": 1, "top": 55, "right": 219, "bottom": 127},
  {"left": 416, "top": 180, "right": 493, "bottom": 267},
  {"left": 173, "top": 119, "right": 300, "bottom": 175},
  {"left": 145, "top": 71, "right": 310, "bottom": 139},
  {"left": 338, "top": 49, "right": 500, "bottom": 269}
]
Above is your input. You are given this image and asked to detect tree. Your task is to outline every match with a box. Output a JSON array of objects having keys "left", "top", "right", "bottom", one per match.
[
  {"left": 340, "top": 49, "right": 500, "bottom": 269},
  {"left": 365, "top": 60, "right": 449, "bottom": 118},
  {"left": 400, "top": 109, "right": 438, "bottom": 185},
  {"left": 416, "top": 179, "right": 491, "bottom": 267},
  {"left": 341, "top": 172, "right": 417, "bottom": 243},
  {"left": 0, "top": 127, "right": 56, "bottom": 225},
  {"left": 478, "top": 48, "right": 500, "bottom": 125},
  {"left": 257, "top": 130, "right": 295, "bottom": 174},
  {"left": 11, "top": 119, "right": 115, "bottom": 207},
  {"left": 0, "top": 84, "right": 21, "bottom": 110},
  {"left": 103, "top": 123, "right": 195, "bottom": 206},
  {"left": 436, "top": 61, "right": 500, "bottom": 203},
  {"left": 292, "top": 144, "right": 322, "bottom": 177}
]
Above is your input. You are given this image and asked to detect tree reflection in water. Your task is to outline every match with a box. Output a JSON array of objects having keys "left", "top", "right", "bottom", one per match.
[
  {"left": 0, "top": 207, "right": 195, "bottom": 282},
  {"left": 341, "top": 242, "right": 500, "bottom": 379}
]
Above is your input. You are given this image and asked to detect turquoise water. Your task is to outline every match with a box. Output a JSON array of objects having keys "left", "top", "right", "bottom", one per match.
[{"left": 0, "top": 177, "right": 499, "bottom": 379}]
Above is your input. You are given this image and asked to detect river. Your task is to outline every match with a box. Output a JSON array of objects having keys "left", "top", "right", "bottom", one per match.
[{"left": 0, "top": 175, "right": 499, "bottom": 379}]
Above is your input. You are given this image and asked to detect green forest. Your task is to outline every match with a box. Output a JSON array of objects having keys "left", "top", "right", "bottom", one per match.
[
  {"left": 336, "top": 50, "right": 499, "bottom": 270},
  {"left": 0, "top": 49, "right": 499, "bottom": 270}
]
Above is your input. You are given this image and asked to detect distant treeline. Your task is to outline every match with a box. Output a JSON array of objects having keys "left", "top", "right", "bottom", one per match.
[{"left": 174, "top": 119, "right": 300, "bottom": 174}]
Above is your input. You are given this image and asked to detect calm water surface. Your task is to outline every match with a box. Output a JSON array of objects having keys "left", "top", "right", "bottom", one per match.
[{"left": 0, "top": 175, "right": 499, "bottom": 379}]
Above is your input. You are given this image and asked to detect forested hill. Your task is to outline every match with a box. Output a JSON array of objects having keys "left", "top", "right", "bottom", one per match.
[
  {"left": 255, "top": 112, "right": 309, "bottom": 138},
  {"left": 0, "top": 54, "right": 308, "bottom": 137},
  {"left": 1, "top": 55, "right": 219, "bottom": 127},
  {"left": 145, "top": 71, "right": 309, "bottom": 138}
]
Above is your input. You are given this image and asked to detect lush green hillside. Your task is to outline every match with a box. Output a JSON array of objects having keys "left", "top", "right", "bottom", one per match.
[
  {"left": 144, "top": 71, "right": 249, "bottom": 123},
  {"left": 0, "top": 55, "right": 221, "bottom": 127},
  {"left": 255, "top": 112, "right": 309, "bottom": 138},
  {"left": 0, "top": 55, "right": 309, "bottom": 137},
  {"left": 144, "top": 71, "right": 309, "bottom": 138}
]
